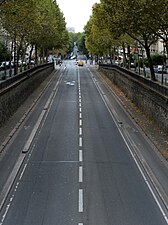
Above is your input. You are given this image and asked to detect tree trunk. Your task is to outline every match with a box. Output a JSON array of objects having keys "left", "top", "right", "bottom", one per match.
[
  {"left": 109, "top": 46, "right": 113, "bottom": 64},
  {"left": 45, "top": 48, "right": 49, "bottom": 63},
  {"left": 122, "top": 42, "right": 127, "bottom": 68},
  {"left": 127, "top": 45, "right": 131, "bottom": 70},
  {"left": 145, "top": 41, "right": 156, "bottom": 81},
  {"left": 28, "top": 44, "right": 34, "bottom": 69},
  {"left": 113, "top": 47, "right": 116, "bottom": 64},
  {"left": 9, "top": 41, "right": 13, "bottom": 77},
  {"left": 35, "top": 45, "right": 38, "bottom": 65},
  {"left": 165, "top": 40, "right": 168, "bottom": 67}
]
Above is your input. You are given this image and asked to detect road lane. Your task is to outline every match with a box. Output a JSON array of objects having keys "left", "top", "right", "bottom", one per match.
[
  {"left": 80, "top": 64, "right": 168, "bottom": 224},
  {"left": 0, "top": 60, "right": 168, "bottom": 225},
  {"left": 0, "top": 62, "right": 81, "bottom": 225}
]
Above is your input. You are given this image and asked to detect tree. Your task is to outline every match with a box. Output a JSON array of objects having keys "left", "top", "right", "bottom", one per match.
[
  {"left": 101, "top": 0, "right": 161, "bottom": 80},
  {"left": 148, "top": 0, "right": 168, "bottom": 57},
  {"left": 84, "top": 3, "right": 130, "bottom": 65},
  {"left": 76, "top": 33, "right": 88, "bottom": 55},
  {"left": 84, "top": 3, "right": 112, "bottom": 58},
  {"left": 67, "top": 32, "right": 79, "bottom": 55},
  {"left": 0, "top": 0, "right": 69, "bottom": 73},
  {"left": 0, "top": 41, "right": 10, "bottom": 61}
]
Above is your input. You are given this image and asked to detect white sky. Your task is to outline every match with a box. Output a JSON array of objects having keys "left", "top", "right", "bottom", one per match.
[{"left": 56, "top": 0, "right": 100, "bottom": 33}]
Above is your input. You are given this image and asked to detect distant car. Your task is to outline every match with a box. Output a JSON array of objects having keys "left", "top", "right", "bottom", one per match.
[
  {"left": 70, "top": 55, "right": 76, "bottom": 60},
  {"left": 26, "top": 60, "right": 35, "bottom": 65},
  {"left": 130, "top": 62, "right": 136, "bottom": 68},
  {"left": 18, "top": 60, "right": 26, "bottom": 67},
  {"left": 30, "top": 60, "right": 35, "bottom": 65},
  {"left": 78, "top": 60, "right": 84, "bottom": 66},
  {"left": 154, "top": 65, "right": 159, "bottom": 73},
  {"left": 0, "top": 61, "right": 10, "bottom": 70},
  {"left": 54, "top": 58, "right": 62, "bottom": 65},
  {"left": 156, "top": 65, "right": 167, "bottom": 74}
]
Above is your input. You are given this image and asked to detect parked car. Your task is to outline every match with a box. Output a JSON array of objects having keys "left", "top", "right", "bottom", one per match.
[
  {"left": 155, "top": 65, "right": 167, "bottom": 74},
  {"left": 26, "top": 59, "right": 35, "bottom": 65},
  {"left": 70, "top": 55, "right": 76, "bottom": 60},
  {"left": 0, "top": 61, "right": 11, "bottom": 70},
  {"left": 30, "top": 60, "right": 35, "bottom": 65},
  {"left": 17, "top": 60, "right": 27, "bottom": 67}
]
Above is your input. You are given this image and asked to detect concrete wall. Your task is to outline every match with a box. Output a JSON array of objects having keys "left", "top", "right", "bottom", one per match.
[
  {"left": 0, "top": 63, "right": 54, "bottom": 127},
  {"left": 99, "top": 64, "right": 168, "bottom": 133}
]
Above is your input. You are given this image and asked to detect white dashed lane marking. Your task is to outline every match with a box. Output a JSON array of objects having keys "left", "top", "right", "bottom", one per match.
[
  {"left": 78, "top": 189, "right": 84, "bottom": 212},
  {"left": 79, "top": 137, "right": 83, "bottom": 147},
  {"left": 79, "top": 166, "right": 83, "bottom": 183},
  {"left": 79, "top": 127, "right": 82, "bottom": 136},
  {"left": 79, "top": 150, "right": 83, "bottom": 162},
  {"left": 79, "top": 119, "right": 82, "bottom": 126},
  {"left": 78, "top": 67, "right": 84, "bottom": 223}
]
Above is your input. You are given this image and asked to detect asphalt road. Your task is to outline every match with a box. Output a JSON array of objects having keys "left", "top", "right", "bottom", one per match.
[{"left": 0, "top": 60, "right": 168, "bottom": 225}]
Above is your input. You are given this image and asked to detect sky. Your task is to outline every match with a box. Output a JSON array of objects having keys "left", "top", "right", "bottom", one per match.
[{"left": 56, "top": 0, "right": 100, "bottom": 33}]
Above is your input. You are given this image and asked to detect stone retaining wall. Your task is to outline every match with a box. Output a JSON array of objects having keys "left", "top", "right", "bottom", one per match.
[
  {"left": 0, "top": 63, "right": 54, "bottom": 127},
  {"left": 99, "top": 64, "right": 168, "bottom": 132}
]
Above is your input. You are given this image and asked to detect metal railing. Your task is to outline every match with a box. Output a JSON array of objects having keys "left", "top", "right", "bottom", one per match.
[
  {"left": 99, "top": 64, "right": 168, "bottom": 97},
  {"left": 0, "top": 63, "right": 53, "bottom": 91}
]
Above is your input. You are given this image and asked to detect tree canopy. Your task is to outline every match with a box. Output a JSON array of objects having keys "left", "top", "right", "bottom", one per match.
[
  {"left": 0, "top": 0, "right": 69, "bottom": 67},
  {"left": 84, "top": 0, "right": 168, "bottom": 80}
]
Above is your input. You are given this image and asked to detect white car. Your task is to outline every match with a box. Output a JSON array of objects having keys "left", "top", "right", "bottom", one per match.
[
  {"left": 156, "top": 65, "right": 167, "bottom": 74},
  {"left": 0, "top": 61, "right": 10, "bottom": 70}
]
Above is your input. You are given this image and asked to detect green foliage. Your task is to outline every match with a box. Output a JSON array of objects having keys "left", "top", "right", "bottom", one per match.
[
  {"left": 67, "top": 32, "right": 78, "bottom": 54},
  {"left": 76, "top": 33, "right": 88, "bottom": 54},
  {"left": 84, "top": 2, "right": 133, "bottom": 65},
  {"left": 151, "top": 53, "right": 165, "bottom": 65},
  {"left": 85, "top": 0, "right": 168, "bottom": 80},
  {"left": 0, "top": 0, "right": 69, "bottom": 61},
  {"left": 0, "top": 41, "right": 10, "bottom": 61},
  {"left": 67, "top": 32, "right": 87, "bottom": 55},
  {"left": 84, "top": 4, "right": 112, "bottom": 56}
]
